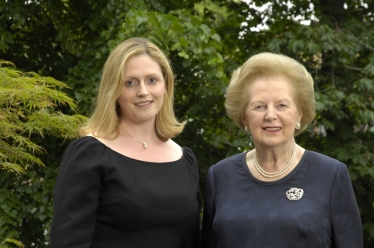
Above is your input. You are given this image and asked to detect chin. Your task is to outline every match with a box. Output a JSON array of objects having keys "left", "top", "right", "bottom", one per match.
[{"left": 260, "top": 140, "right": 287, "bottom": 148}]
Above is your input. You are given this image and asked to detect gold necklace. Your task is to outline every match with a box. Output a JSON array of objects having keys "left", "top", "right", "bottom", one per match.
[
  {"left": 254, "top": 147, "right": 297, "bottom": 178},
  {"left": 120, "top": 127, "right": 156, "bottom": 149}
]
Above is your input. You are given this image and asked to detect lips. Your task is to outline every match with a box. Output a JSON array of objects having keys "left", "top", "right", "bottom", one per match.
[
  {"left": 263, "top": 127, "right": 281, "bottom": 131},
  {"left": 134, "top": 101, "right": 153, "bottom": 106}
]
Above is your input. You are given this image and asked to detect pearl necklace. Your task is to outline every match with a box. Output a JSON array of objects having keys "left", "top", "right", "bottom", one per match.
[
  {"left": 120, "top": 127, "right": 156, "bottom": 149},
  {"left": 253, "top": 147, "right": 297, "bottom": 178}
]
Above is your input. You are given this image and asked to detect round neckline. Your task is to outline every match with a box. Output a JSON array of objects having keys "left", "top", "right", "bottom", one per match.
[
  {"left": 241, "top": 149, "right": 309, "bottom": 185},
  {"left": 84, "top": 136, "right": 185, "bottom": 164}
]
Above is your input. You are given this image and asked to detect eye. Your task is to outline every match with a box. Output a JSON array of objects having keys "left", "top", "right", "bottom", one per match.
[
  {"left": 125, "top": 80, "right": 136, "bottom": 87},
  {"left": 254, "top": 105, "right": 266, "bottom": 110},
  {"left": 277, "top": 104, "right": 288, "bottom": 109},
  {"left": 148, "top": 77, "right": 158, "bottom": 84}
]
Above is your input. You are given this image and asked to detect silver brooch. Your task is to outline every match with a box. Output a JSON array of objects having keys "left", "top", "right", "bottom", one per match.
[{"left": 286, "top": 187, "right": 304, "bottom": 201}]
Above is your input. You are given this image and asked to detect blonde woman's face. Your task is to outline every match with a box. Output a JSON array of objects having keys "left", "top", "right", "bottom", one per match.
[
  {"left": 242, "top": 76, "right": 302, "bottom": 149},
  {"left": 118, "top": 54, "right": 166, "bottom": 125}
]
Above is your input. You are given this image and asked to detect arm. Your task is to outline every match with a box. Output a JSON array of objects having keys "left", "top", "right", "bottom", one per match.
[
  {"left": 200, "top": 166, "right": 216, "bottom": 248},
  {"left": 183, "top": 147, "right": 201, "bottom": 211},
  {"left": 181, "top": 147, "right": 202, "bottom": 248},
  {"left": 331, "top": 163, "right": 363, "bottom": 248},
  {"left": 50, "top": 138, "right": 107, "bottom": 248}
]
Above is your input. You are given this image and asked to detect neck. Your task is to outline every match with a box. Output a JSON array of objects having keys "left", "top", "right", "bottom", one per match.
[
  {"left": 119, "top": 125, "right": 157, "bottom": 149},
  {"left": 119, "top": 121, "right": 156, "bottom": 140},
  {"left": 257, "top": 144, "right": 296, "bottom": 161}
]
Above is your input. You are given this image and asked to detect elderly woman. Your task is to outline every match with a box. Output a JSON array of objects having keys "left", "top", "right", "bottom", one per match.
[{"left": 200, "top": 52, "right": 362, "bottom": 248}]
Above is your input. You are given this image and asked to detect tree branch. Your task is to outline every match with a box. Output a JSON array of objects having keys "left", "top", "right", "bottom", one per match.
[
  {"left": 341, "top": 29, "right": 374, "bottom": 52},
  {"left": 344, "top": 65, "right": 364, "bottom": 71}
]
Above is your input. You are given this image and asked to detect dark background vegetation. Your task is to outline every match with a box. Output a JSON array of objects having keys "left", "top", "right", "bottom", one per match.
[{"left": 1, "top": 0, "right": 374, "bottom": 247}]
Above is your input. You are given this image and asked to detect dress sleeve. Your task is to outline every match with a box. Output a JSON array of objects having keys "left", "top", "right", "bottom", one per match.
[
  {"left": 182, "top": 146, "right": 202, "bottom": 246},
  {"left": 50, "top": 137, "right": 108, "bottom": 248},
  {"left": 331, "top": 163, "right": 363, "bottom": 248},
  {"left": 200, "top": 166, "right": 216, "bottom": 248},
  {"left": 183, "top": 147, "right": 200, "bottom": 189}
]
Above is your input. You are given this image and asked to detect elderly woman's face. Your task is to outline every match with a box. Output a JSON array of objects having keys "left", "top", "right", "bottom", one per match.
[{"left": 242, "top": 76, "right": 302, "bottom": 149}]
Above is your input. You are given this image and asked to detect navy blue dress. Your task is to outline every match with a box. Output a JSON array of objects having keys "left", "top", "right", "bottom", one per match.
[
  {"left": 200, "top": 150, "right": 362, "bottom": 248},
  {"left": 50, "top": 136, "right": 200, "bottom": 248}
]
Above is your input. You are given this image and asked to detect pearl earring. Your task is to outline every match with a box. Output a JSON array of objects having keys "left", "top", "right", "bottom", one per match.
[{"left": 295, "top": 122, "right": 301, "bottom": 130}]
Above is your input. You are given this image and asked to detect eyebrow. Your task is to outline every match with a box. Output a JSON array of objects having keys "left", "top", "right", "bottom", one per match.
[
  {"left": 123, "top": 73, "right": 162, "bottom": 79},
  {"left": 250, "top": 98, "right": 291, "bottom": 104}
]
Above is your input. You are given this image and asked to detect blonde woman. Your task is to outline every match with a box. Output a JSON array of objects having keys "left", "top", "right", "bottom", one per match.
[
  {"left": 50, "top": 38, "right": 200, "bottom": 248},
  {"left": 200, "top": 52, "right": 362, "bottom": 248}
]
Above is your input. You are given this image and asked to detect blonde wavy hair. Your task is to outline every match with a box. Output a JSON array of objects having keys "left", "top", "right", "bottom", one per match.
[
  {"left": 79, "top": 37, "right": 186, "bottom": 141},
  {"left": 225, "top": 52, "right": 315, "bottom": 136}
]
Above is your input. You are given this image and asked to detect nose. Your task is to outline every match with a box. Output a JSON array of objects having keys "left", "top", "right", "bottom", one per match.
[
  {"left": 136, "top": 82, "right": 149, "bottom": 97},
  {"left": 264, "top": 105, "right": 277, "bottom": 120}
]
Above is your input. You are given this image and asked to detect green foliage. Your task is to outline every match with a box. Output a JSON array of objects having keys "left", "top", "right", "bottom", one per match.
[
  {"left": 0, "top": 238, "right": 25, "bottom": 248},
  {"left": 0, "top": 61, "right": 87, "bottom": 246},
  {"left": 1, "top": 0, "right": 374, "bottom": 246},
  {"left": 0, "top": 60, "right": 86, "bottom": 172}
]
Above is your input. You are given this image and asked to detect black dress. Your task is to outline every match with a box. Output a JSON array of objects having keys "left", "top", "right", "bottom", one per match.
[
  {"left": 200, "top": 150, "right": 362, "bottom": 248},
  {"left": 50, "top": 136, "right": 201, "bottom": 248}
]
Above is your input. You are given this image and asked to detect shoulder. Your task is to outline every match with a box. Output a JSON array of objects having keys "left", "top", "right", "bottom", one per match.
[
  {"left": 57, "top": 137, "right": 109, "bottom": 182},
  {"left": 61, "top": 136, "right": 109, "bottom": 165},
  {"left": 213, "top": 152, "right": 243, "bottom": 167},
  {"left": 165, "top": 139, "right": 196, "bottom": 163},
  {"left": 204, "top": 153, "right": 244, "bottom": 188},
  {"left": 209, "top": 152, "right": 244, "bottom": 173},
  {"left": 181, "top": 146, "right": 200, "bottom": 187},
  {"left": 181, "top": 146, "right": 195, "bottom": 157},
  {"left": 305, "top": 150, "right": 347, "bottom": 175},
  {"left": 64, "top": 136, "right": 105, "bottom": 153},
  {"left": 181, "top": 146, "right": 198, "bottom": 166},
  {"left": 168, "top": 139, "right": 184, "bottom": 158},
  {"left": 306, "top": 150, "right": 342, "bottom": 167}
]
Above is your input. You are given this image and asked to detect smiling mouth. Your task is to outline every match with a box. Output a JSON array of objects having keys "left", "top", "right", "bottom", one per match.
[
  {"left": 135, "top": 101, "right": 153, "bottom": 106},
  {"left": 264, "top": 127, "right": 281, "bottom": 131}
]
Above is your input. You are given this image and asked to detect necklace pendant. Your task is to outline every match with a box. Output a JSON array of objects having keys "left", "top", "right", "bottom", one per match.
[{"left": 120, "top": 127, "right": 156, "bottom": 149}]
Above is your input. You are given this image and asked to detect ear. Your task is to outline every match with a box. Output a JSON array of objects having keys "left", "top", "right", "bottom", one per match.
[
  {"left": 297, "top": 109, "right": 303, "bottom": 123},
  {"left": 241, "top": 116, "right": 247, "bottom": 129}
]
